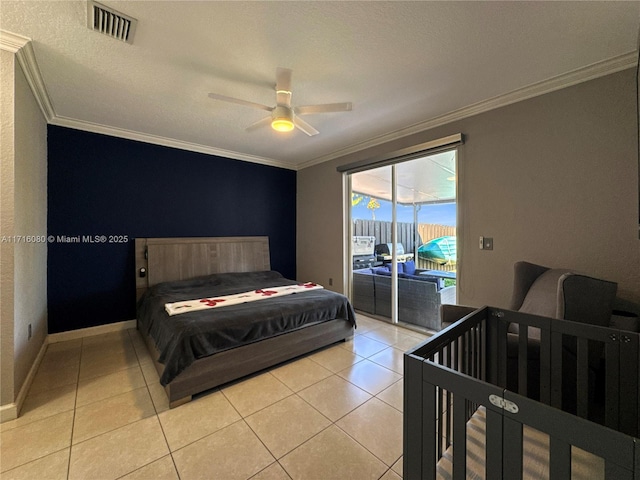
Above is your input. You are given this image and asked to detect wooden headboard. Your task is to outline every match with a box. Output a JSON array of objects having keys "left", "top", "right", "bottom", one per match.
[{"left": 135, "top": 236, "right": 270, "bottom": 299}]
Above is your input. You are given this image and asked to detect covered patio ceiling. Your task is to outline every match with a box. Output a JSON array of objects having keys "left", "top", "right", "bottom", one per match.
[{"left": 350, "top": 150, "right": 457, "bottom": 205}]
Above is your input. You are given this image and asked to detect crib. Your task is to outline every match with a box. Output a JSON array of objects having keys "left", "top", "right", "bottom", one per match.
[{"left": 403, "top": 306, "right": 639, "bottom": 479}]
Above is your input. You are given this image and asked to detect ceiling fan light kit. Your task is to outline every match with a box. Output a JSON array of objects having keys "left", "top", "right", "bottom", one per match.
[
  {"left": 208, "top": 67, "right": 352, "bottom": 136},
  {"left": 271, "top": 106, "right": 295, "bottom": 132}
]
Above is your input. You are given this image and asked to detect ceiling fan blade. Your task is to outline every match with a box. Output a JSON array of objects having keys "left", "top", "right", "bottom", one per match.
[
  {"left": 276, "top": 67, "right": 293, "bottom": 107},
  {"left": 295, "top": 102, "right": 353, "bottom": 115},
  {"left": 208, "top": 93, "right": 272, "bottom": 112},
  {"left": 293, "top": 116, "right": 319, "bottom": 136},
  {"left": 245, "top": 116, "right": 272, "bottom": 132}
]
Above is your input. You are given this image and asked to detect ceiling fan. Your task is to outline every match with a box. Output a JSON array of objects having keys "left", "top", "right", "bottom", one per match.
[{"left": 208, "top": 67, "right": 352, "bottom": 136}]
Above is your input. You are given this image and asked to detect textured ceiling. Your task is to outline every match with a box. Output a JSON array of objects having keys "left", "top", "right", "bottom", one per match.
[{"left": 1, "top": 1, "right": 639, "bottom": 170}]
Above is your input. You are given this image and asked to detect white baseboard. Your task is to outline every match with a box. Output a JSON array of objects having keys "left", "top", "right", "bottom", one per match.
[
  {"left": 0, "top": 338, "right": 48, "bottom": 423},
  {"left": 47, "top": 319, "right": 137, "bottom": 344},
  {"left": 0, "top": 402, "right": 18, "bottom": 423}
]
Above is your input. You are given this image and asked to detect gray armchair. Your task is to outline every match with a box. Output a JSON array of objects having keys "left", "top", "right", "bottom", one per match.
[
  {"left": 441, "top": 261, "right": 620, "bottom": 330},
  {"left": 441, "top": 261, "right": 622, "bottom": 408},
  {"left": 508, "top": 261, "right": 618, "bottom": 330}
]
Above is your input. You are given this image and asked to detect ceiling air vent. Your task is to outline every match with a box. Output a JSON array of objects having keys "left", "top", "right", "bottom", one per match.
[{"left": 87, "top": 1, "right": 137, "bottom": 44}]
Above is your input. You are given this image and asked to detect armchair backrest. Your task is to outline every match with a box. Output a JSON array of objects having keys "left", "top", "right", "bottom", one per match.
[{"left": 509, "top": 261, "right": 617, "bottom": 327}]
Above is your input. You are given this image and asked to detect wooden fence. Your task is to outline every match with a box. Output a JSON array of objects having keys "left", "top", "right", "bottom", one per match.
[{"left": 353, "top": 219, "right": 456, "bottom": 271}]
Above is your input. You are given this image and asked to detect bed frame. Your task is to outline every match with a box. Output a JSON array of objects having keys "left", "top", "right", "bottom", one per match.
[
  {"left": 404, "top": 306, "right": 639, "bottom": 479},
  {"left": 135, "top": 236, "right": 354, "bottom": 408}
]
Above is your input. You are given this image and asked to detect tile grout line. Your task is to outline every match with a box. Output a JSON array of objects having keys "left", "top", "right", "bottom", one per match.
[
  {"left": 374, "top": 378, "right": 404, "bottom": 414},
  {"left": 247, "top": 460, "right": 293, "bottom": 480},
  {"left": 269, "top": 380, "right": 401, "bottom": 475},
  {"left": 221, "top": 371, "right": 296, "bottom": 417},
  {"left": 294, "top": 376, "right": 371, "bottom": 424},
  {"left": 218, "top": 371, "right": 303, "bottom": 468},
  {"left": 272, "top": 421, "right": 337, "bottom": 471},
  {"left": 234, "top": 417, "right": 280, "bottom": 475},
  {"left": 127, "top": 329, "right": 179, "bottom": 478},
  {"left": 221, "top": 368, "right": 372, "bottom": 478},
  {"left": 66, "top": 337, "right": 84, "bottom": 480},
  {"left": 378, "top": 466, "right": 399, "bottom": 480},
  {"left": 112, "top": 332, "right": 178, "bottom": 479},
  {"left": 332, "top": 417, "right": 403, "bottom": 472},
  {"left": 78, "top": 332, "right": 174, "bottom": 479},
  {"left": 219, "top": 367, "right": 342, "bottom": 473},
  {"left": 215, "top": 384, "right": 269, "bottom": 460}
]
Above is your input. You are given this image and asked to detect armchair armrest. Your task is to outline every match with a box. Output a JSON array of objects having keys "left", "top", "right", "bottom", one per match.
[
  {"left": 610, "top": 310, "right": 640, "bottom": 332},
  {"left": 440, "top": 304, "right": 477, "bottom": 328}
]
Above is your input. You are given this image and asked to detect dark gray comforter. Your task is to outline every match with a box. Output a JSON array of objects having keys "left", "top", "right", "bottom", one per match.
[{"left": 136, "top": 270, "right": 356, "bottom": 385}]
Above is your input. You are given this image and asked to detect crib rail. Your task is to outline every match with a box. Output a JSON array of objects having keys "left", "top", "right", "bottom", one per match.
[{"left": 404, "top": 306, "right": 640, "bottom": 480}]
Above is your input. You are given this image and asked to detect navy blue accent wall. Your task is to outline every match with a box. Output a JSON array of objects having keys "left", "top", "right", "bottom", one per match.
[{"left": 47, "top": 125, "right": 296, "bottom": 333}]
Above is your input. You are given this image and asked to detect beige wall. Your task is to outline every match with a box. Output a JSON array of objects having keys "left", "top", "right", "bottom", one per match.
[
  {"left": 296, "top": 161, "right": 347, "bottom": 292},
  {"left": 0, "top": 48, "right": 48, "bottom": 412},
  {"left": 13, "top": 56, "right": 48, "bottom": 392},
  {"left": 297, "top": 69, "right": 640, "bottom": 310},
  {"left": 1, "top": 50, "right": 17, "bottom": 406}
]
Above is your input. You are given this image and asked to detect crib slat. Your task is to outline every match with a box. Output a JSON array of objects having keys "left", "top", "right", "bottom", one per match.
[
  {"left": 462, "top": 331, "right": 468, "bottom": 376},
  {"left": 422, "top": 382, "right": 437, "bottom": 480},
  {"left": 498, "top": 318, "right": 508, "bottom": 388},
  {"left": 474, "top": 327, "right": 479, "bottom": 377},
  {"left": 503, "top": 416, "right": 523, "bottom": 480},
  {"left": 403, "top": 352, "right": 428, "bottom": 480},
  {"left": 480, "top": 318, "right": 487, "bottom": 382},
  {"left": 472, "top": 324, "right": 477, "bottom": 379},
  {"left": 437, "top": 347, "right": 445, "bottom": 459},
  {"left": 549, "top": 437, "right": 571, "bottom": 479},
  {"left": 604, "top": 340, "right": 620, "bottom": 431},
  {"left": 453, "top": 336, "right": 460, "bottom": 375},
  {"left": 444, "top": 344, "right": 452, "bottom": 447},
  {"left": 437, "top": 399, "right": 443, "bottom": 459},
  {"left": 618, "top": 333, "right": 638, "bottom": 437},
  {"left": 453, "top": 396, "right": 466, "bottom": 480},
  {"left": 518, "top": 327, "right": 528, "bottom": 396},
  {"left": 488, "top": 317, "right": 498, "bottom": 385},
  {"left": 539, "top": 327, "right": 551, "bottom": 405},
  {"left": 550, "top": 331, "right": 563, "bottom": 409},
  {"left": 576, "top": 337, "right": 589, "bottom": 419},
  {"left": 635, "top": 440, "right": 640, "bottom": 480},
  {"left": 485, "top": 408, "right": 503, "bottom": 480}
]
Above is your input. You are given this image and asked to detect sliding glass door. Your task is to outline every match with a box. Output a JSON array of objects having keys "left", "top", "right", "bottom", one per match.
[{"left": 349, "top": 149, "right": 457, "bottom": 330}]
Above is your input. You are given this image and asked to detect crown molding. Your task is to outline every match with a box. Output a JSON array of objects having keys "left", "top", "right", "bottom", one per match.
[
  {"left": 0, "top": 29, "right": 29, "bottom": 53},
  {"left": 299, "top": 51, "right": 638, "bottom": 170},
  {"left": 2, "top": 27, "right": 635, "bottom": 172},
  {"left": 15, "top": 40, "right": 55, "bottom": 122},
  {"left": 0, "top": 28, "right": 292, "bottom": 170},
  {"left": 0, "top": 29, "right": 55, "bottom": 122},
  {"left": 50, "top": 115, "right": 294, "bottom": 170}
]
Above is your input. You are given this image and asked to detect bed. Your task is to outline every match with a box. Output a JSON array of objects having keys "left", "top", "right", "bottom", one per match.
[
  {"left": 135, "top": 236, "right": 356, "bottom": 408},
  {"left": 403, "top": 306, "right": 639, "bottom": 479}
]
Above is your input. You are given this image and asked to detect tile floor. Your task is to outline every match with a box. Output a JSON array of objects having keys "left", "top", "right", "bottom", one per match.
[{"left": 0, "top": 315, "right": 432, "bottom": 480}]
